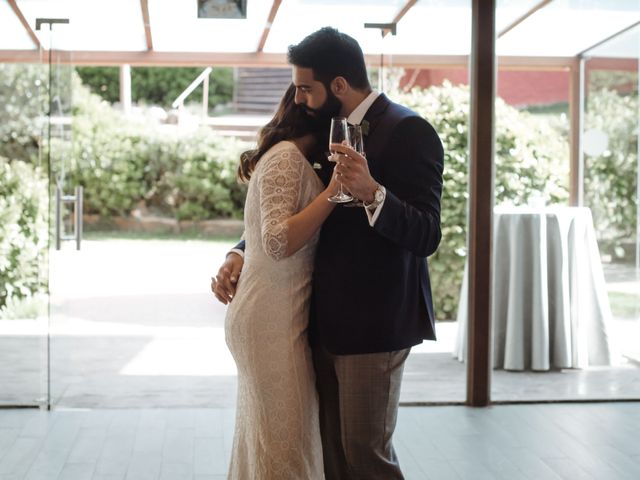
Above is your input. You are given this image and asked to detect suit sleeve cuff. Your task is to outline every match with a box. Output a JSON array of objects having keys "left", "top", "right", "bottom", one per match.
[{"left": 364, "top": 196, "right": 386, "bottom": 227}]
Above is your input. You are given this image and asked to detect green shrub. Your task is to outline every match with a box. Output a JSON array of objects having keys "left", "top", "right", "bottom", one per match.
[
  {"left": 152, "top": 131, "right": 249, "bottom": 220},
  {"left": 392, "top": 83, "right": 569, "bottom": 319},
  {"left": 584, "top": 87, "right": 638, "bottom": 259},
  {"left": 75, "top": 66, "right": 234, "bottom": 110},
  {"left": 69, "top": 76, "right": 249, "bottom": 219},
  {"left": 0, "top": 64, "right": 47, "bottom": 164},
  {"left": 65, "top": 79, "right": 147, "bottom": 216},
  {"left": 0, "top": 157, "right": 48, "bottom": 314}
]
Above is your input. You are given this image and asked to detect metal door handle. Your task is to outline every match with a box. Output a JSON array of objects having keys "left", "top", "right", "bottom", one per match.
[{"left": 55, "top": 186, "right": 83, "bottom": 250}]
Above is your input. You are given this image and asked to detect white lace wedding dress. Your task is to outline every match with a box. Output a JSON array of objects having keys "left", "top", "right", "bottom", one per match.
[{"left": 225, "top": 141, "right": 325, "bottom": 479}]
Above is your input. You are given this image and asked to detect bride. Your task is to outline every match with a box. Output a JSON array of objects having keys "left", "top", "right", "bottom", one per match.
[{"left": 219, "top": 84, "right": 337, "bottom": 479}]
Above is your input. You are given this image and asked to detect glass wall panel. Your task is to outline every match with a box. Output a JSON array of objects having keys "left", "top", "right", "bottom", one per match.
[
  {"left": 582, "top": 26, "right": 640, "bottom": 399},
  {"left": 0, "top": 58, "right": 48, "bottom": 405},
  {"left": 380, "top": 20, "right": 471, "bottom": 404},
  {"left": 46, "top": 24, "right": 77, "bottom": 408},
  {"left": 395, "top": 64, "right": 471, "bottom": 403},
  {"left": 491, "top": 21, "right": 640, "bottom": 402},
  {"left": 497, "top": 0, "right": 640, "bottom": 57},
  {"left": 489, "top": 62, "right": 574, "bottom": 401},
  {"left": 35, "top": 2, "right": 472, "bottom": 409}
]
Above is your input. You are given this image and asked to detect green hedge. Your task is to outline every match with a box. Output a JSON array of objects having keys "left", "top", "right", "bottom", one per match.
[
  {"left": 392, "top": 83, "right": 569, "bottom": 318},
  {"left": 75, "top": 66, "right": 234, "bottom": 110},
  {"left": 68, "top": 76, "right": 249, "bottom": 220},
  {"left": 0, "top": 64, "right": 47, "bottom": 164},
  {"left": 0, "top": 157, "right": 48, "bottom": 313},
  {"left": 152, "top": 133, "right": 249, "bottom": 220}
]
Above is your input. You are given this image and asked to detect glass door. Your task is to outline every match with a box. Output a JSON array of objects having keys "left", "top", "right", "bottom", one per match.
[
  {"left": 490, "top": 23, "right": 640, "bottom": 402},
  {"left": 0, "top": 18, "right": 73, "bottom": 407},
  {"left": 0, "top": 55, "right": 48, "bottom": 406},
  {"left": 0, "top": 16, "right": 76, "bottom": 409},
  {"left": 582, "top": 26, "right": 640, "bottom": 398},
  {"left": 39, "top": 18, "right": 78, "bottom": 409}
]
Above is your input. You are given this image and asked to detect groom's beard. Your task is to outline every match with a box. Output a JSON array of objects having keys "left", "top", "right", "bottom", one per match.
[{"left": 302, "top": 90, "right": 342, "bottom": 131}]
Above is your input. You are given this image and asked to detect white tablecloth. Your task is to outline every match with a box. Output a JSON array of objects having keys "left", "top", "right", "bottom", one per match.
[{"left": 455, "top": 206, "right": 614, "bottom": 371}]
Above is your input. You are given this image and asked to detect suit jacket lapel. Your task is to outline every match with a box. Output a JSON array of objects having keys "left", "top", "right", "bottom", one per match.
[
  {"left": 363, "top": 93, "right": 390, "bottom": 138},
  {"left": 362, "top": 94, "right": 391, "bottom": 177}
]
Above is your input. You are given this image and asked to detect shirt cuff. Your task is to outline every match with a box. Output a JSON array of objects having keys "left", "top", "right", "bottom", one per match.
[
  {"left": 364, "top": 196, "right": 386, "bottom": 226},
  {"left": 228, "top": 248, "right": 245, "bottom": 259}
]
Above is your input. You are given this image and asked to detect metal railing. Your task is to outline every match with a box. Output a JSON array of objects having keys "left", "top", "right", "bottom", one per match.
[{"left": 171, "top": 67, "right": 212, "bottom": 124}]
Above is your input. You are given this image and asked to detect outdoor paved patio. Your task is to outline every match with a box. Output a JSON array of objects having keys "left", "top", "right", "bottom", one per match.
[{"left": 1, "top": 239, "right": 639, "bottom": 408}]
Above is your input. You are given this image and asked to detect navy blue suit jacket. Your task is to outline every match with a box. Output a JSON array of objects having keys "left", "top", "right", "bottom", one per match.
[{"left": 235, "top": 94, "right": 444, "bottom": 355}]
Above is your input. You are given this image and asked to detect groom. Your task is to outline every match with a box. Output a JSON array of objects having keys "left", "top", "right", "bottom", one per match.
[{"left": 213, "top": 27, "right": 443, "bottom": 479}]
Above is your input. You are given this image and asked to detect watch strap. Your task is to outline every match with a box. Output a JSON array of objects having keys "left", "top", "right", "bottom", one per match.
[{"left": 363, "top": 184, "right": 386, "bottom": 210}]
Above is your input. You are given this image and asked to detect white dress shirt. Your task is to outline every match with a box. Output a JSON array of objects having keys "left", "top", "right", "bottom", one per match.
[{"left": 347, "top": 90, "right": 380, "bottom": 125}]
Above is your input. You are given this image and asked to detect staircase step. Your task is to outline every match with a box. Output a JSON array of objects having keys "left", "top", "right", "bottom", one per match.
[
  {"left": 235, "top": 104, "right": 280, "bottom": 111},
  {"left": 236, "top": 82, "right": 290, "bottom": 90},
  {"left": 235, "top": 96, "right": 285, "bottom": 103},
  {"left": 238, "top": 68, "right": 291, "bottom": 75},
  {"left": 237, "top": 80, "right": 289, "bottom": 86},
  {"left": 238, "top": 73, "right": 292, "bottom": 79},
  {"left": 210, "top": 129, "right": 258, "bottom": 141},
  {"left": 206, "top": 123, "right": 261, "bottom": 132},
  {"left": 234, "top": 67, "right": 293, "bottom": 115}
]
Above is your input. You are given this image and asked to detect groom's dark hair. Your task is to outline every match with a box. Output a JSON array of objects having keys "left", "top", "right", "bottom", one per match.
[{"left": 287, "top": 27, "right": 371, "bottom": 91}]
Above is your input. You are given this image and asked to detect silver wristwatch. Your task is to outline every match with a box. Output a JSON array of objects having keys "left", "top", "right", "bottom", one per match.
[{"left": 363, "top": 184, "right": 386, "bottom": 210}]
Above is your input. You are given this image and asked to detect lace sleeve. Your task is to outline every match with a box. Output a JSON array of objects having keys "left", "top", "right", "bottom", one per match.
[{"left": 257, "top": 146, "right": 305, "bottom": 260}]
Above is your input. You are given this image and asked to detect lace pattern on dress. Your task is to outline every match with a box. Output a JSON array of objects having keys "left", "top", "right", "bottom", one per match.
[
  {"left": 224, "top": 140, "right": 325, "bottom": 479},
  {"left": 257, "top": 147, "right": 305, "bottom": 261}
]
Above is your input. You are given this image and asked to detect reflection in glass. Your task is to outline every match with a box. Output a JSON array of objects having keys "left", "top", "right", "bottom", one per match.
[{"left": 583, "top": 25, "right": 640, "bottom": 382}]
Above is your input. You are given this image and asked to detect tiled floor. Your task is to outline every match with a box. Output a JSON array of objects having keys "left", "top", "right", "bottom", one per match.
[{"left": 1, "top": 403, "right": 640, "bottom": 479}]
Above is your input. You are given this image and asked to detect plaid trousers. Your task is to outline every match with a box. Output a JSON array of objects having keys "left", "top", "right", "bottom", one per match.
[{"left": 312, "top": 345, "right": 411, "bottom": 480}]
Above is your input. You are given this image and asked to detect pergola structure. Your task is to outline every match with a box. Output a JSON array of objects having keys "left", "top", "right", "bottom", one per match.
[
  {"left": 2, "top": 0, "right": 637, "bottom": 68},
  {"left": 1, "top": 0, "right": 639, "bottom": 407}
]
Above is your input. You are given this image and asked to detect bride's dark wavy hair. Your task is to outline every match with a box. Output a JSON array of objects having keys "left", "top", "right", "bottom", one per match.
[{"left": 237, "top": 83, "right": 323, "bottom": 182}]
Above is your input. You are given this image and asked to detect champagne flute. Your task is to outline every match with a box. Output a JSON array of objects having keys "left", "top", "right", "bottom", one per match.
[
  {"left": 327, "top": 116, "right": 353, "bottom": 203},
  {"left": 344, "top": 124, "right": 365, "bottom": 207}
]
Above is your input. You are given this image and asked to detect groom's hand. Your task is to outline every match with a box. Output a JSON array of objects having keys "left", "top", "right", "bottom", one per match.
[
  {"left": 331, "top": 143, "right": 378, "bottom": 203},
  {"left": 211, "top": 252, "right": 244, "bottom": 305}
]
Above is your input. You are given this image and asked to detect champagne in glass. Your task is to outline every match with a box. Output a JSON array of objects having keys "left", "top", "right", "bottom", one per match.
[
  {"left": 349, "top": 124, "right": 365, "bottom": 157},
  {"left": 344, "top": 124, "right": 365, "bottom": 207},
  {"left": 328, "top": 116, "right": 353, "bottom": 203}
]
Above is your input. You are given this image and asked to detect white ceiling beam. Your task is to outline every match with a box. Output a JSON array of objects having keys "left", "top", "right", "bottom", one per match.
[
  {"left": 257, "top": 0, "right": 282, "bottom": 53},
  {"left": 140, "top": 0, "right": 153, "bottom": 50},
  {"left": 383, "top": 0, "right": 418, "bottom": 38},
  {"left": 577, "top": 20, "right": 640, "bottom": 57},
  {"left": 498, "top": 0, "right": 554, "bottom": 38}
]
